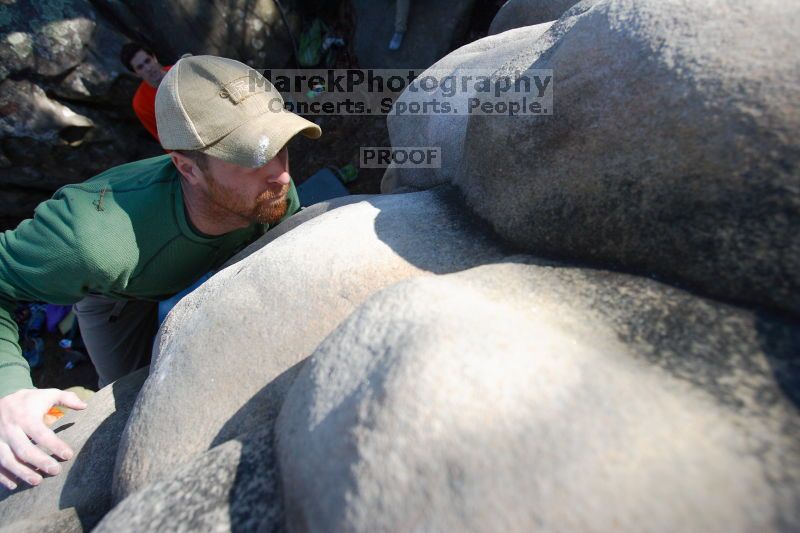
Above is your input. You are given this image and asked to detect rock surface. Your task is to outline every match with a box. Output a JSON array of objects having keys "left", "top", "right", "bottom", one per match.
[
  {"left": 278, "top": 263, "right": 800, "bottom": 531},
  {"left": 488, "top": 0, "right": 581, "bottom": 35},
  {"left": 97, "top": 423, "right": 283, "bottom": 532},
  {"left": 94, "top": 0, "right": 301, "bottom": 67},
  {"left": 382, "top": 0, "right": 800, "bottom": 316},
  {"left": 0, "top": 367, "right": 148, "bottom": 531},
  {"left": 353, "top": 0, "right": 477, "bottom": 69},
  {"left": 455, "top": 0, "right": 800, "bottom": 315},
  {"left": 112, "top": 187, "right": 508, "bottom": 501},
  {"left": 0, "top": 508, "right": 82, "bottom": 533}
]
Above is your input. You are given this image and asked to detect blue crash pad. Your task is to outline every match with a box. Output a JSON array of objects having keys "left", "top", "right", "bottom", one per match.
[{"left": 296, "top": 167, "right": 350, "bottom": 207}]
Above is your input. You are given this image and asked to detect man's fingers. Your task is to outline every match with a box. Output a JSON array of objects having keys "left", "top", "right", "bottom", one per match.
[
  {"left": 25, "top": 422, "right": 72, "bottom": 462},
  {"left": 6, "top": 426, "right": 62, "bottom": 474},
  {"left": 0, "top": 467, "right": 17, "bottom": 491},
  {"left": 0, "top": 442, "right": 42, "bottom": 486},
  {"left": 54, "top": 390, "right": 87, "bottom": 411}
]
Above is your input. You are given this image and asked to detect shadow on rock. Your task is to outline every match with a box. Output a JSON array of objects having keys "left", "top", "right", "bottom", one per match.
[
  {"left": 756, "top": 312, "right": 800, "bottom": 411},
  {"left": 95, "top": 362, "right": 305, "bottom": 532},
  {"left": 60, "top": 367, "right": 148, "bottom": 529}
]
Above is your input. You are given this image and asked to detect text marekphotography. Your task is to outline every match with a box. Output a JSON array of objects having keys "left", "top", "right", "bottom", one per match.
[{"left": 247, "top": 69, "right": 554, "bottom": 116}]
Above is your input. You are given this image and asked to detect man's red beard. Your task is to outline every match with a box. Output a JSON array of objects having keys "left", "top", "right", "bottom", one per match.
[
  {"left": 206, "top": 178, "right": 289, "bottom": 226},
  {"left": 251, "top": 183, "right": 290, "bottom": 224}
]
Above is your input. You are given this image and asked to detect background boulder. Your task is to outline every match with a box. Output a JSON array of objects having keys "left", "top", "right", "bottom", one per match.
[
  {"left": 278, "top": 263, "right": 799, "bottom": 531},
  {"left": 0, "top": 0, "right": 161, "bottom": 229},
  {"left": 93, "top": 0, "right": 301, "bottom": 67}
]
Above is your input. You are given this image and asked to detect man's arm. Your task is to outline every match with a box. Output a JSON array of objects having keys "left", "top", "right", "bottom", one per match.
[{"left": 0, "top": 191, "right": 114, "bottom": 488}]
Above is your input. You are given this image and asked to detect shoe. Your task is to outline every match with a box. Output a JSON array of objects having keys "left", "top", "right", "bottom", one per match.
[{"left": 388, "top": 31, "right": 405, "bottom": 51}]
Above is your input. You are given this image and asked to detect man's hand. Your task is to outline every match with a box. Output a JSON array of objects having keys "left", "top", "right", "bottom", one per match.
[{"left": 0, "top": 388, "right": 87, "bottom": 490}]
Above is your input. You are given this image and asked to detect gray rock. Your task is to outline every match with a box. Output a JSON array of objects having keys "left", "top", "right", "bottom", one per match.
[
  {"left": 277, "top": 262, "right": 800, "bottom": 532},
  {"left": 353, "top": 0, "right": 477, "bottom": 69},
  {"left": 96, "top": 423, "right": 283, "bottom": 532},
  {"left": 381, "top": 22, "right": 558, "bottom": 194},
  {"left": 112, "top": 187, "right": 509, "bottom": 501},
  {"left": 0, "top": 80, "right": 94, "bottom": 142},
  {"left": 0, "top": 0, "right": 126, "bottom": 100},
  {"left": 0, "top": 2, "right": 94, "bottom": 80},
  {"left": 0, "top": 367, "right": 148, "bottom": 531},
  {"left": 488, "top": 0, "right": 581, "bottom": 35},
  {"left": 0, "top": 507, "right": 82, "bottom": 533},
  {"left": 454, "top": 0, "right": 800, "bottom": 315},
  {"left": 102, "top": 0, "right": 300, "bottom": 67}
]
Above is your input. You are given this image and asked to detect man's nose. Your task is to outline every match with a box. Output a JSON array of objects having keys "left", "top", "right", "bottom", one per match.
[{"left": 267, "top": 169, "right": 291, "bottom": 186}]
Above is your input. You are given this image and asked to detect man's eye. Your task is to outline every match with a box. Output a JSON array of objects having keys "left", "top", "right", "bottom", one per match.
[{"left": 144, "top": 57, "right": 151, "bottom": 64}]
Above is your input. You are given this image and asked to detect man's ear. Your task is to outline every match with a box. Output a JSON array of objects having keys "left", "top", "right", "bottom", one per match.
[{"left": 170, "top": 152, "right": 204, "bottom": 185}]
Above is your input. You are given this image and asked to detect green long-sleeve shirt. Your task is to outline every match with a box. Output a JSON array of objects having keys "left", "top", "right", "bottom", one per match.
[{"left": 0, "top": 154, "right": 299, "bottom": 397}]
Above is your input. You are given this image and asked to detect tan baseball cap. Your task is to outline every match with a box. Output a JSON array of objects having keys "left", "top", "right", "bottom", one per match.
[{"left": 155, "top": 55, "right": 321, "bottom": 168}]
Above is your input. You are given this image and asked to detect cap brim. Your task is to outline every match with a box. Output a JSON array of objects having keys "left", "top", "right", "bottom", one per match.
[{"left": 199, "top": 109, "right": 322, "bottom": 168}]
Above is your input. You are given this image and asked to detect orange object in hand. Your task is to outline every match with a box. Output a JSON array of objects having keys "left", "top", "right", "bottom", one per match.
[{"left": 43, "top": 406, "right": 64, "bottom": 426}]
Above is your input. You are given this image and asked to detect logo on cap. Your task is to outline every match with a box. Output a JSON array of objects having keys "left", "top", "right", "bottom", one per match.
[{"left": 220, "top": 77, "right": 260, "bottom": 105}]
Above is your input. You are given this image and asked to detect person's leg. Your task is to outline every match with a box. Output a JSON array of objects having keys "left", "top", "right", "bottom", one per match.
[
  {"left": 394, "top": 0, "right": 411, "bottom": 32},
  {"left": 73, "top": 295, "right": 159, "bottom": 389},
  {"left": 390, "top": 0, "right": 410, "bottom": 50}
]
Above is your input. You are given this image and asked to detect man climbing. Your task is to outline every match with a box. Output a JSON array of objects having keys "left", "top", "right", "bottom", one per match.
[
  {"left": 120, "top": 42, "right": 172, "bottom": 143},
  {"left": 0, "top": 55, "right": 321, "bottom": 490}
]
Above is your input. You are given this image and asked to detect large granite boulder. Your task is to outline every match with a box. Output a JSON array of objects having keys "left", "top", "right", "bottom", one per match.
[
  {"left": 488, "top": 0, "right": 581, "bottom": 35},
  {"left": 383, "top": 0, "right": 800, "bottom": 316},
  {"left": 112, "top": 187, "right": 508, "bottom": 501},
  {"left": 453, "top": 0, "right": 800, "bottom": 315},
  {"left": 278, "top": 263, "right": 800, "bottom": 531},
  {"left": 0, "top": 368, "right": 148, "bottom": 531},
  {"left": 353, "top": 0, "right": 478, "bottom": 69}
]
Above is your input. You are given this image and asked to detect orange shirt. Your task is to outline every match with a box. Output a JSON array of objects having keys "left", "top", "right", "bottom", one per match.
[{"left": 132, "top": 65, "right": 172, "bottom": 143}]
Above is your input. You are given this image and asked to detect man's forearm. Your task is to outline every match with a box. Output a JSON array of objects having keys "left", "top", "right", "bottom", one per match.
[{"left": 0, "top": 305, "right": 34, "bottom": 398}]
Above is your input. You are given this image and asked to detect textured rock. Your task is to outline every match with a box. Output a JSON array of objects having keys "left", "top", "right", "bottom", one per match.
[
  {"left": 97, "top": 423, "right": 283, "bottom": 532},
  {"left": 488, "top": 0, "right": 581, "bottom": 35},
  {"left": 98, "top": 0, "right": 301, "bottom": 67},
  {"left": 0, "top": 507, "right": 82, "bottom": 533},
  {"left": 353, "top": 0, "right": 477, "bottom": 69},
  {"left": 0, "top": 367, "right": 148, "bottom": 531},
  {"left": 112, "top": 187, "right": 508, "bottom": 501},
  {"left": 0, "top": 80, "right": 94, "bottom": 142},
  {"left": 454, "top": 0, "right": 800, "bottom": 315},
  {"left": 0, "top": 3, "right": 93, "bottom": 80},
  {"left": 278, "top": 262, "right": 800, "bottom": 532},
  {"left": 381, "top": 22, "right": 559, "bottom": 194}
]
